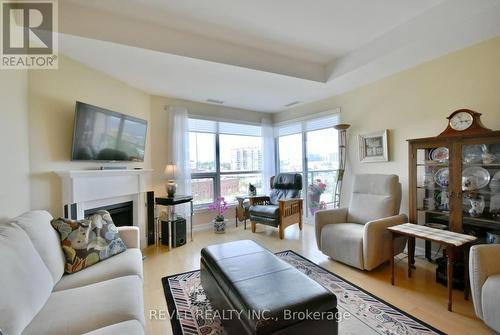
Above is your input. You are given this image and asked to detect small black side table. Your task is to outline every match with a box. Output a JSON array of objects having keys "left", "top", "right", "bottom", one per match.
[{"left": 155, "top": 195, "right": 193, "bottom": 248}]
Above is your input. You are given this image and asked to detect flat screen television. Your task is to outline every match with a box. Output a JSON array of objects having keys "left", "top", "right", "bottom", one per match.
[{"left": 71, "top": 101, "right": 148, "bottom": 162}]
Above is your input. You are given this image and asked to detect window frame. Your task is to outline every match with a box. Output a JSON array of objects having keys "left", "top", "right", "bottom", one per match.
[
  {"left": 276, "top": 125, "right": 339, "bottom": 216},
  {"left": 190, "top": 127, "right": 263, "bottom": 209}
]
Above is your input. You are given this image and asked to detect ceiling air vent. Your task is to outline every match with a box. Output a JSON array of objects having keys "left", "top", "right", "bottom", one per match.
[
  {"left": 284, "top": 101, "right": 301, "bottom": 107},
  {"left": 206, "top": 98, "right": 225, "bottom": 104}
]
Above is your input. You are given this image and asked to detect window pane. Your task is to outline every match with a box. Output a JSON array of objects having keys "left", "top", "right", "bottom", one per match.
[
  {"left": 307, "top": 128, "right": 339, "bottom": 171},
  {"left": 192, "top": 178, "right": 215, "bottom": 205},
  {"left": 189, "top": 132, "right": 216, "bottom": 173},
  {"left": 279, "top": 133, "right": 303, "bottom": 172},
  {"left": 220, "top": 174, "right": 263, "bottom": 201},
  {"left": 307, "top": 171, "right": 338, "bottom": 215},
  {"left": 219, "top": 134, "right": 262, "bottom": 172}
]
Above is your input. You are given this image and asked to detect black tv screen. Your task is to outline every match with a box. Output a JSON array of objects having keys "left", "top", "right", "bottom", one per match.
[{"left": 71, "top": 102, "right": 147, "bottom": 162}]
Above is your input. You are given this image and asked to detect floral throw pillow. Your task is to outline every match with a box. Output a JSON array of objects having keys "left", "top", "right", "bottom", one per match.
[{"left": 51, "top": 210, "right": 127, "bottom": 274}]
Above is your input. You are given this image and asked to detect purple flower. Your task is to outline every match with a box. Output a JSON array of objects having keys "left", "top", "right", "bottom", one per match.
[{"left": 208, "top": 196, "right": 229, "bottom": 217}]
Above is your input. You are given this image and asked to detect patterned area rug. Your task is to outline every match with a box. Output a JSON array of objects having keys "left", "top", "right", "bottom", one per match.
[{"left": 161, "top": 250, "right": 444, "bottom": 335}]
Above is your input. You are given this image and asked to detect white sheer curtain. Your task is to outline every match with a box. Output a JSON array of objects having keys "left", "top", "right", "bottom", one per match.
[
  {"left": 261, "top": 118, "right": 276, "bottom": 194},
  {"left": 168, "top": 106, "right": 192, "bottom": 213}
]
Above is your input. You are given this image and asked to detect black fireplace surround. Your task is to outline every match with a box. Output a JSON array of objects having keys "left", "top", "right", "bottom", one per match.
[{"left": 84, "top": 201, "right": 133, "bottom": 227}]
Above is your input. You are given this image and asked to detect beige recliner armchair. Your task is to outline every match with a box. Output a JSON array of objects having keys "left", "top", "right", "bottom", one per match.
[
  {"left": 315, "top": 174, "right": 407, "bottom": 270},
  {"left": 469, "top": 244, "right": 500, "bottom": 333}
]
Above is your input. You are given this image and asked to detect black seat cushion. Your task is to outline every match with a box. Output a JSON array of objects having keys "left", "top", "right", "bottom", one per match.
[{"left": 249, "top": 205, "right": 279, "bottom": 218}]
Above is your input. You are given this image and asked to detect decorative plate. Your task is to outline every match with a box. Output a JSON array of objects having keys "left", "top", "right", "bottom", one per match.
[
  {"left": 462, "top": 167, "right": 490, "bottom": 191},
  {"left": 429, "top": 147, "right": 449, "bottom": 162},
  {"left": 434, "top": 168, "right": 449, "bottom": 188}
]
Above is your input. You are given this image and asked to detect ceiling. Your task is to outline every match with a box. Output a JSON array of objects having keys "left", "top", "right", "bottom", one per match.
[{"left": 58, "top": 0, "right": 500, "bottom": 112}]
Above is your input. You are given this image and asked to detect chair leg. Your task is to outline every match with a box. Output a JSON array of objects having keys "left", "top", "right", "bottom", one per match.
[
  {"left": 251, "top": 221, "right": 256, "bottom": 233},
  {"left": 279, "top": 224, "right": 284, "bottom": 239}
]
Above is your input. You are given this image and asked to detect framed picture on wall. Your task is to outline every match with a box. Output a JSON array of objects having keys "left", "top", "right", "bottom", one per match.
[{"left": 358, "top": 130, "right": 389, "bottom": 163}]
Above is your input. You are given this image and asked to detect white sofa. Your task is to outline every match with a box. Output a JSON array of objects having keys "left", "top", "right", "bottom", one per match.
[
  {"left": 0, "top": 210, "right": 145, "bottom": 335},
  {"left": 469, "top": 244, "right": 500, "bottom": 333}
]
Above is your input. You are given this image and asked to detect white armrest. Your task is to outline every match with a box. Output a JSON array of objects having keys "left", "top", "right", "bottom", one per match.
[
  {"left": 314, "top": 208, "right": 348, "bottom": 249},
  {"left": 470, "top": 244, "right": 500, "bottom": 319},
  {"left": 117, "top": 226, "right": 140, "bottom": 249},
  {"left": 363, "top": 214, "right": 407, "bottom": 270}
]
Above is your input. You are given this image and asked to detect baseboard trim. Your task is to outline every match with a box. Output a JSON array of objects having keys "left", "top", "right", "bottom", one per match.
[{"left": 192, "top": 220, "right": 238, "bottom": 232}]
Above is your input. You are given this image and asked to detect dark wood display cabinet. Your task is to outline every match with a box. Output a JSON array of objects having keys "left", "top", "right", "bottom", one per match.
[{"left": 408, "top": 110, "right": 500, "bottom": 262}]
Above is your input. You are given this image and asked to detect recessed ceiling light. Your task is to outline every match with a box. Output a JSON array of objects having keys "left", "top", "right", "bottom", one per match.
[
  {"left": 206, "top": 98, "right": 225, "bottom": 104},
  {"left": 284, "top": 101, "right": 301, "bottom": 107}
]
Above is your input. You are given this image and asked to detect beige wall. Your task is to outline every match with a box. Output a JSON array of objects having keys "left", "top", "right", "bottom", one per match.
[
  {"left": 150, "top": 95, "right": 269, "bottom": 225},
  {"left": 0, "top": 70, "right": 31, "bottom": 222},
  {"left": 274, "top": 36, "right": 500, "bottom": 214},
  {"left": 28, "top": 56, "right": 152, "bottom": 217}
]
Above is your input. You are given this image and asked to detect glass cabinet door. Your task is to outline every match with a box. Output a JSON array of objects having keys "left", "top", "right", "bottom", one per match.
[
  {"left": 461, "top": 142, "right": 500, "bottom": 241},
  {"left": 415, "top": 146, "right": 452, "bottom": 231}
]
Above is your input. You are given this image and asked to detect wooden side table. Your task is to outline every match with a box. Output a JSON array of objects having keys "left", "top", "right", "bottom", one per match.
[
  {"left": 388, "top": 223, "right": 476, "bottom": 311},
  {"left": 235, "top": 195, "right": 251, "bottom": 229}
]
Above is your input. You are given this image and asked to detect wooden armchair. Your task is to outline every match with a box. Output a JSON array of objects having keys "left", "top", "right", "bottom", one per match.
[{"left": 249, "top": 173, "right": 303, "bottom": 239}]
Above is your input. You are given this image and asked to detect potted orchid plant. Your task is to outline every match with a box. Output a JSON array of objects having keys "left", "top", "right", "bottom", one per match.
[{"left": 208, "top": 196, "right": 229, "bottom": 234}]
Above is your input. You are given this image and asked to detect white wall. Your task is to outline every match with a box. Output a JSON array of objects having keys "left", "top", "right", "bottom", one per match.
[{"left": 0, "top": 70, "right": 31, "bottom": 222}]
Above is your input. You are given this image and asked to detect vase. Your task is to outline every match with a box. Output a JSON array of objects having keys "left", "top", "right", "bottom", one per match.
[
  {"left": 213, "top": 219, "right": 226, "bottom": 234},
  {"left": 469, "top": 196, "right": 485, "bottom": 217}
]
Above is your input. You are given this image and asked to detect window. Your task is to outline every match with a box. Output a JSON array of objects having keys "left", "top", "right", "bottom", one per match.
[
  {"left": 276, "top": 111, "right": 340, "bottom": 215},
  {"left": 306, "top": 128, "right": 339, "bottom": 211},
  {"left": 189, "top": 132, "right": 216, "bottom": 173},
  {"left": 278, "top": 133, "right": 303, "bottom": 172},
  {"left": 189, "top": 119, "right": 262, "bottom": 206}
]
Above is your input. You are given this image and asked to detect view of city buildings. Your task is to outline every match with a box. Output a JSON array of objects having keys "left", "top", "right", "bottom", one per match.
[
  {"left": 230, "top": 147, "right": 262, "bottom": 171},
  {"left": 190, "top": 142, "right": 263, "bottom": 204}
]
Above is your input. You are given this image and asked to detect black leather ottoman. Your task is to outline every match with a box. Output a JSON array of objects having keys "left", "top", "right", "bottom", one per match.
[{"left": 200, "top": 240, "right": 338, "bottom": 335}]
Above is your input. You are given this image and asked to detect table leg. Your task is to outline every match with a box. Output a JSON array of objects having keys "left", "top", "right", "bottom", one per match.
[
  {"left": 235, "top": 206, "right": 238, "bottom": 228},
  {"left": 408, "top": 237, "right": 415, "bottom": 278},
  {"left": 464, "top": 243, "right": 470, "bottom": 301},
  {"left": 447, "top": 246, "right": 454, "bottom": 312},
  {"left": 391, "top": 232, "right": 395, "bottom": 285},
  {"left": 410, "top": 236, "right": 416, "bottom": 269},
  {"left": 190, "top": 200, "right": 194, "bottom": 242}
]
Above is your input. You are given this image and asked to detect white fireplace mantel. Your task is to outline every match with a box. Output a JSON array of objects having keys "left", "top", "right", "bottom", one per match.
[
  {"left": 56, "top": 169, "right": 153, "bottom": 248},
  {"left": 56, "top": 169, "right": 153, "bottom": 205}
]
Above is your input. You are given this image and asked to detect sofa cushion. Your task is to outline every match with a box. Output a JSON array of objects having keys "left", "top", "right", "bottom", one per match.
[
  {"left": 22, "top": 275, "right": 144, "bottom": 335},
  {"left": 51, "top": 211, "right": 127, "bottom": 274},
  {"left": 53, "top": 248, "right": 143, "bottom": 291},
  {"left": 481, "top": 274, "right": 500, "bottom": 332},
  {"left": 82, "top": 320, "right": 144, "bottom": 335},
  {"left": 0, "top": 223, "right": 54, "bottom": 335},
  {"left": 11, "top": 210, "right": 65, "bottom": 284},
  {"left": 320, "top": 223, "right": 365, "bottom": 269}
]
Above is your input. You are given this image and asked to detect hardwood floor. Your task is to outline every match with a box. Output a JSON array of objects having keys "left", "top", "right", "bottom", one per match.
[{"left": 142, "top": 222, "right": 492, "bottom": 335}]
